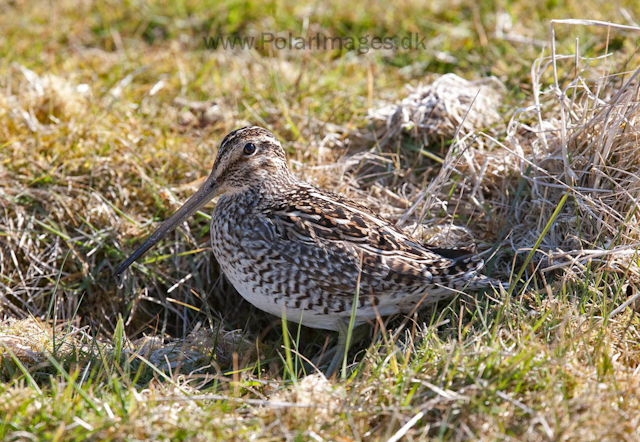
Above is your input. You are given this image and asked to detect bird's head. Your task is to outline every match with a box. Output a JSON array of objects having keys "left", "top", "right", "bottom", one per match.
[
  {"left": 210, "top": 126, "right": 289, "bottom": 195},
  {"left": 114, "top": 126, "right": 288, "bottom": 275}
]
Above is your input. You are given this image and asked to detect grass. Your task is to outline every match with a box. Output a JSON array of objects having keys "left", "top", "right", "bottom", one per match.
[{"left": 2, "top": 0, "right": 640, "bottom": 440}]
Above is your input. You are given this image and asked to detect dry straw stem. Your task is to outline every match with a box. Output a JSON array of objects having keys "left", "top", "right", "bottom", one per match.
[
  {"left": 360, "top": 72, "right": 510, "bottom": 258},
  {"left": 504, "top": 19, "right": 640, "bottom": 283},
  {"left": 358, "top": 18, "right": 640, "bottom": 292}
]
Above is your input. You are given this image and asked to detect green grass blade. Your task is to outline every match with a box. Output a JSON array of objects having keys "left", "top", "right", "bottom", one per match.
[{"left": 0, "top": 343, "right": 42, "bottom": 395}]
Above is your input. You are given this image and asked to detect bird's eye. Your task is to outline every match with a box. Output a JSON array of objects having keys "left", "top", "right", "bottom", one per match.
[{"left": 243, "top": 143, "right": 256, "bottom": 156}]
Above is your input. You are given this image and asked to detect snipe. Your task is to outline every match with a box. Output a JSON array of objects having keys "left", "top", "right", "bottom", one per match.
[{"left": 115, "top": 126, "right": 502, "bottom": 375}]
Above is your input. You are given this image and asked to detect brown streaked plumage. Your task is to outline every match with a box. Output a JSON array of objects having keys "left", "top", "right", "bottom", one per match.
[{"left": 115, "top": 126, "right": 502, "bottom": 375}]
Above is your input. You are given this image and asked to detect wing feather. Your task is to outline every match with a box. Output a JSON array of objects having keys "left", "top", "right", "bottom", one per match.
[{"left": 265, "top": 187, "right": 480, "bottom": 290}]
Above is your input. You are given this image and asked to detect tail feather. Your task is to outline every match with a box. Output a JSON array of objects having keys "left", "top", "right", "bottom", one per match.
[
  {"left": 431, "top": 248, "right": 508, "bottom": 292},
  {"left": 469, "top": 273, "right": 509, "bottom": 291}
]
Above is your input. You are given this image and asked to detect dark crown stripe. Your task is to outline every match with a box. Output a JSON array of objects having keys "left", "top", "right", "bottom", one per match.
[{"left": 218, "top": 126, "right": 281, "bottom": 161}]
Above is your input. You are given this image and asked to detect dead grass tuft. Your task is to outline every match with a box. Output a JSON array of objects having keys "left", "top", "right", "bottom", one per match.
[
  {"left": 1, "top": 64, "right": 91, "bottom": 132},
  {"left": 501, "top": 30, "right": 640, "bottom": 283},
  {"left": 368, "top": 73, "right": 506, "bottom": 148}
]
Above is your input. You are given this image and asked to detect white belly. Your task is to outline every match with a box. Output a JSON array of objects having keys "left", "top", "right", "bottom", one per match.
[
  {"left": 211, "top": 217, "right": 347, "bottom": 331},
  {"left": 216, "top": 255, "right": 347, "bottom": 330}
]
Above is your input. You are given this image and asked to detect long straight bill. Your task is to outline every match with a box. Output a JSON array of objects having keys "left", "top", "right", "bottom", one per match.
[{"left": 114, "top": 174, "right": 218, "bottom": 275}]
